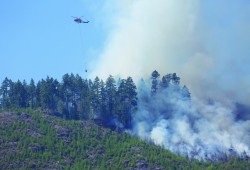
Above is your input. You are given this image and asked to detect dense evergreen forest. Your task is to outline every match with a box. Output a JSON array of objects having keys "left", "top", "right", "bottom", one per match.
[
  {"left": 1, "top": 71, "right": 250, "bottom": 169},
  {"left": 1, "top": 109, "right": 249, "bottom": 169},
  {"left": 0, "top": 70, "right": 189, "bottom": 130},
  {"left": 0, "top": 73, "right": 137, "bottom": 129}
]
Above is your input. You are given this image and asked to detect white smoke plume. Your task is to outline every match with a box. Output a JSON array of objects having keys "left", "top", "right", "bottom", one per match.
[
  {"left": 133, "top": 78, "right": 250, "bottom": 159},
  {"left": 90, "top": 0, "right": 250, "bottom": 105},
  {"left": 90, "top": 0, "right": 250, "bottom": 159}
]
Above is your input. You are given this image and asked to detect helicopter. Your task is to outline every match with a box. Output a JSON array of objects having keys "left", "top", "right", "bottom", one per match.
[{"left": 72, "top": 16, "right": 89, "bottom": 23}]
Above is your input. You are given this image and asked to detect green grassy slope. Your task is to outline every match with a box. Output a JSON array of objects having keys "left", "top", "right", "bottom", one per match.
[{"left": 0, "top": 109, "right": 249, "bottom": 170}]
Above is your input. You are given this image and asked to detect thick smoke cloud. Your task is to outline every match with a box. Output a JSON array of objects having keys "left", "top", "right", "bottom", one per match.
[
  {"left": 90, "top": 0, "right": 200, "bottom": 79},
  {"left": 90, "top": 0, "right": 250, "bottom": 159},
  {"left": 90, "top": 0, "right": 250, "bottom": 105},
  {"left": 133, "top": 79, "right": 250, "bottom": 159}
]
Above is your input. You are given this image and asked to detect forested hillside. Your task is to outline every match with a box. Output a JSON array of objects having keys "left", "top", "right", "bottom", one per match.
[
  {"left": 0, "top": 73, "right": 138, "bottom": 129},
  {"left": 0, "top": 71, "right": 190, "bottom": 129},
  {"left": 0, "top": 71, "right": 250, "bottom": 169},
  {"left": 0, "top": 109, "right": 249, "bottom": 169}
]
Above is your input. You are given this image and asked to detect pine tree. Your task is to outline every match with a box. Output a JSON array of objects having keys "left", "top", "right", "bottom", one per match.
[
  {"left": 28, "top": 79, "right": 36, "bottom": 109},
  {"left": 104, "top": 75, "right": 117, "bottom": 124},
  {"left": 11, "top": 80, "right": 28, "bottom": 108},
  {"left": 0, "top": 77, "right": 12, "bottom": 109},
  {"left": 21, "top": 80, "right": 29, "bottom": 108},
  {"left": 151, "top": 70, "right": 160, "bottom": 94},
  {"left": 74, "top": 74, "right": 86, "bottom": 118},
  {"left": 81, "top": 79, "right": 91, "bottom": 119},
  {"left": 69, "top": 74, "right": 79, "bottom": 119},
  {"left": 182, "top": 85, "right": 191, "bottom": 100},
  {"left": 161, "top": 74, "right": 172, "bottom": 89},
  {"left": 91, "top": 77, "right": 101, "bottom": 117},
  {"left": 35, "top": 81, "right": 42, "bottom": 108},
  {"left": 124, "top": 77, "right": 137, "bottom": 128},
  {"left": 39, "top": 77, "right": 58, "bottom": 112},
  {"left": 116, "top": 77, "right": 138, "bottom": 128},
  {"left": 171, "top": 73, "right": 180, "bottom": 85},
  {"left": 99, "top": 80, "right": 107, "bottom": 121},
  {"left": 61, "top": 74, "right": 71, "bottom": 119},
  {"left": 117, "top": 79, "right": 127, "bottom": 126}
]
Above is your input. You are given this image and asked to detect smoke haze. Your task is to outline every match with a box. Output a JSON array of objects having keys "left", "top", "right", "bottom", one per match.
[
  {"left": 133, "top": 79, "right": 250, "bottom": 159},
  {"left": 91, "top": 0, "right": 250, "bottom": 105},
  {"left": 90, "top": 0, "right": 250, "bottom": 158}
]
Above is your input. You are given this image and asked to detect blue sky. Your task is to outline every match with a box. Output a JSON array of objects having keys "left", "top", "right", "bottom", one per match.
[{"left": 0, "top": 0, "right": 108, "bottom": 82}]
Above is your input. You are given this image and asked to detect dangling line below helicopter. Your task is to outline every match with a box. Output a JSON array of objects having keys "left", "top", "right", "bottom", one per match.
[{"left": 72, "top": 16, "right": 89, "bottom": 73}]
